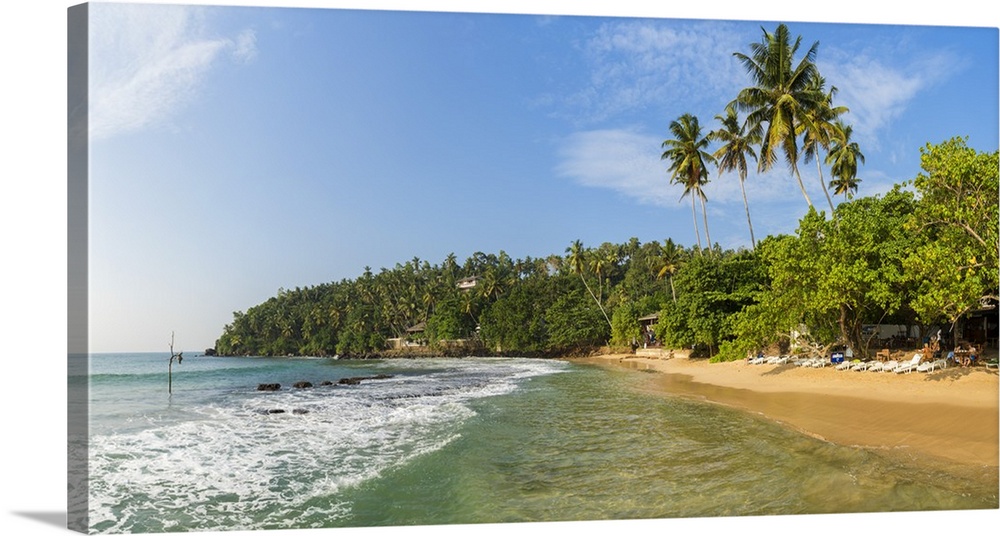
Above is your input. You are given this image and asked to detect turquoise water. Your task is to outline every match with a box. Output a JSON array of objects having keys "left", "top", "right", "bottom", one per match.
[{"left": 75, "top": 354, "right": 998, "bottom": 533}]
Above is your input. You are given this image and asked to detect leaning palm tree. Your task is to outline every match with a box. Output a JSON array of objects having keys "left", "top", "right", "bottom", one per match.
[
  {"left": 662, "top": 113, "right": 716, "bottom": 256},
  {"left": 733, "top": 23, "right": 823, "bottom": 208},
  {"left": 799, "top": 73, "right": 849, "bottom": 216},
  {"left": 825, "top": 120, "right": 864, "bottom": 200},
  {"left": 566, "top": 240, "right": 612, "bottom": 328},
  {"left": 710, "top": 104, "right": 760, "bottom": 249}
]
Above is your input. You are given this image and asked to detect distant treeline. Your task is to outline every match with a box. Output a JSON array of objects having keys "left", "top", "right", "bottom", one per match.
[{"left": 214, "top": 138, "right": 998, "bottom": 360}]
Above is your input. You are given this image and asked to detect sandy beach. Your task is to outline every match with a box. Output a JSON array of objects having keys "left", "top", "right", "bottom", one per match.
[{"left": 574, "top": 353, "right": 999, "bottom": 471}]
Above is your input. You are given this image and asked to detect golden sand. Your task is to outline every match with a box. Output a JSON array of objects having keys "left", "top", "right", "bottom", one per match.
[{"left": 573, "top": 353, "right": 999, "bottom": 469}]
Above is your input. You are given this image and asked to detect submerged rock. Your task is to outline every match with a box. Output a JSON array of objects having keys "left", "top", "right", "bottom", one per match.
[
  {"left": 337, "top": 374, "right": 395, "bottom": 386},
  {"left": 292, "top": 381, "right": 313, "bottom": 389},
  {"left": 257, "top": 383, "right": 281, "bottom": 391}
]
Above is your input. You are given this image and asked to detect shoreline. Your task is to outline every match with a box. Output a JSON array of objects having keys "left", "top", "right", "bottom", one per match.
[{"left": 572, "top": 354, "right": 999, "bottom": 471}]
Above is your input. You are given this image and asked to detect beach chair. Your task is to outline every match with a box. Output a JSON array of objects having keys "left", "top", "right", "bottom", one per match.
[
  {"left": 835, "top": 359, "right": 858, "bottom": 371},
  {"left": 917, "top": 359, "right": 947, "bottom": 373},
  {"left": 985, "top": 358, "right": 998, "bottom": 370},
  {"left": 879, "top": 360, "right": 898, "bottom": 372},
  {"left": 893, "top": 353, "right": 923, "bottom": 373},
  {"left": 851, "top": 360, "right": 871, "bottom": 371}
]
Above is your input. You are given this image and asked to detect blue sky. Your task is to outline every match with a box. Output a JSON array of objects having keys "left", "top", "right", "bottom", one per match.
[{"left": 71, "top": 2, "right": 1000, "bottom": 352}]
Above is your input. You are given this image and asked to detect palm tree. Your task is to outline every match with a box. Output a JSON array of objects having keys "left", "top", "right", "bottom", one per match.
[
  {"left": 826, "top": 120, "right": 865, "bottom": 200},
  {"left": 662, "top": 113, "right": 716, "bottom": 256},
  {"left": 650, "top": 238, "right": 684, "bottom": 302},
  {"left": 733, "top": 23, "right": 823, "bottom": 208},
  {"left": 566, "top": 239, "right": 612, "bottom": 327},
  {"left": 799, "top": 73, "right": 848, "bottom": 216},
  {"left": 710, "top": 104, "right": 760, "bottom": 249}
]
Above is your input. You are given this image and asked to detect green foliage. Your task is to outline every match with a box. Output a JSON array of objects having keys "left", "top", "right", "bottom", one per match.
[
  {"left": 479, "top": 278, "right": 553, "bottom": 354},
  {"left": 904, "top": 137, "right": 999, "bottom": 325},
  {"left": 610, "top": 300, "right": 643, "bottom": 347},
  {"left": 425, "top": 293, "right": 476, "bottom": 344},
  {"left": 728, "top": 189, "right": 919, "bottom": 358},
  {"left": 545, "top": 289, "right": 609, "bottom": 351},
  {"left": 654, "top": 250, "right": 766, "bottom": 356}
]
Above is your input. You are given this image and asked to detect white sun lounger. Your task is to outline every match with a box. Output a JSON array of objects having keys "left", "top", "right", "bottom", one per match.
[
  {"left": 917, "top": 358, "right": 947, "bottom": 373},
  {"left": 893, "top": 354, "right": 923, "bottom": 373},
  {"left": 835, "top": 360, "right": 856, "bottom": 371},
  {"left": 879, "top": 360, "right": 899, "bottom": 372},
  {"left": 869, "top": 360, "right": 896, "bottom": 372}
]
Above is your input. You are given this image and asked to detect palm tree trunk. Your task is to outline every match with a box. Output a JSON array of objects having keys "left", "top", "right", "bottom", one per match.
[
  {"left": 816, "top": 156, "right": 836, "bottom": 216},
  {"left": 738, "top": 173, "right": 757, "bottom": 249},
  {"left": 793, "top": 167, "right": 813, "bottom": 208},
  {"left": 700, "top": 195, "right": 713, "bottom": 255},
  {"left": 690, "top": 195, "right": 703, "bottom": 255},
  {"left": 580, "top": 273, "right": 612, "bottom": 328}
]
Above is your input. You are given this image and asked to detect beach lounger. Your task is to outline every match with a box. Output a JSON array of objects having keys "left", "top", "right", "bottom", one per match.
[
  {"left": 893, "top": 354, "right": 923, "bottom": 373},
  {"left": 835, "top": 359, "right": 857, "bottom": 371},
  {"left": 851, "top": 360, "right": 871, "bottom": 371},
  {"left": 879, "top": 360, "right": 898, "bottom": 372},
  {"left": 986, "top": 359, "right": 998, "bottom": 370},
  {"left": 869, "top": 360, "right": 896, "bottom": 372},
  {"left": 917, "top": 359, "right": 947, "bottom": 373}
]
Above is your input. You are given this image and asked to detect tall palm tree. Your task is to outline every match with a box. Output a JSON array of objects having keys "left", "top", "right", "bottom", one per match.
[
  {"left": 733, "top": 23, "right": 823, "bottom": 208},
  {"left": 710, "top": 104, "right": 760, "bottom": 249},
  {"left": 566, "top": 239, "right": 612, "bottom": 327},
  {"left": 799, "top": 73, "right": 848, "bottom": 216},
  {"left": 662, "top": 113, "right": 716, "bottom": 256},
  {"left": 826, "top": 120, "right": 865, "bottom": 200}
]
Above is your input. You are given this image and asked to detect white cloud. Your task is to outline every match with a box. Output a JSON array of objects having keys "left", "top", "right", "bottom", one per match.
[
  {"left": 556, "top": 127, "right": 805, "bottom": 209},
  {"left": 821, "top": 49, "right": 961, "bottom": 150},
  {"left": 562, "top": 19, "right": 750, "bottom": 123},
  {"left": 555, "top": 129, "right": 674, "bottom": 206},
  {"left": 89, "top": 3, "right": 258, "bottom": 141}
]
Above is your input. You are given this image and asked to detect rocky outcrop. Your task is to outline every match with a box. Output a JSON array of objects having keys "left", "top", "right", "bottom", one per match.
[
  {"left": 337, "top": 374, "right": 394, "bottom": 385},
  {"left": 257, "top": 383, "right": 281, "bottom": 391},
  {"left": 292, "top": 381, "right": 313, "bottom": 389}
]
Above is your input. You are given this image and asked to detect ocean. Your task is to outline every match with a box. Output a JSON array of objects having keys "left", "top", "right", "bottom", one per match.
[{"left": 71, "top": 353, "right": 998, "bottom": 533}]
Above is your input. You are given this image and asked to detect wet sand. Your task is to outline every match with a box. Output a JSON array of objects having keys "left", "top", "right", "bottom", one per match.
[{"left": 573, "top": 354, "right": 999, "bottom": 470}]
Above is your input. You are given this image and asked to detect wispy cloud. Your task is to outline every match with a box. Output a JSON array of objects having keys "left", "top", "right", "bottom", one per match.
[
  {"left": 558, "top": 19, "right": 750, "bottom": 124},
  {"left": 556, "top": 126, "right": 802, "bottom": 209},
  {"left": 555, "top": 129, "right": 672, "bottom": 205},
  {"left": 822, "top": 46, "right": 963, "bottom": 150},
  {"left": 89, "top": 3, "right": 258, "bottom": 141}
]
